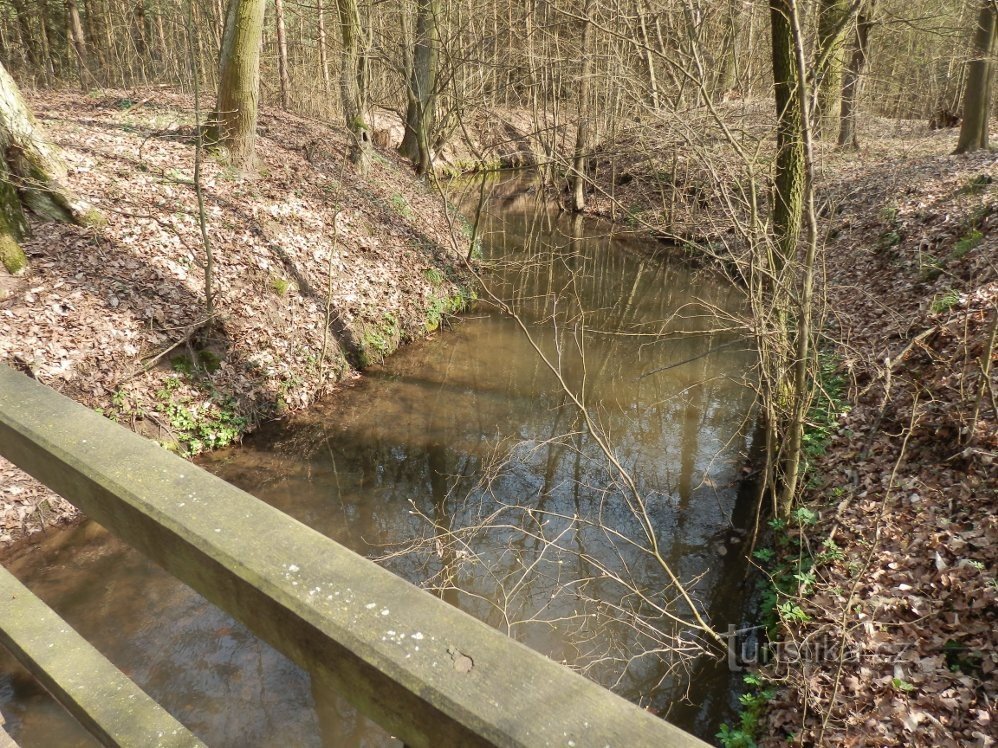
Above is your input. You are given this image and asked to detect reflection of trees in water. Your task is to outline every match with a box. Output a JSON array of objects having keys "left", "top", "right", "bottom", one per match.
[{"left": 202, "top": 194, "right": 758, "bottom": 729}]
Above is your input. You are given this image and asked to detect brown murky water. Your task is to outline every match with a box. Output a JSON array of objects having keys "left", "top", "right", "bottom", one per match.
[{"left": 0, "top": 179, "right": 758, "bottom": 746}]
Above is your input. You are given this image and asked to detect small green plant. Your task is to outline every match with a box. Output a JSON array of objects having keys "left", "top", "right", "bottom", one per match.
[
  {"left": 154, "top": 375, "right": 247, "bottom": 455},
  {"left": 423, "top": 267, "right": 444, "bottom": 285},
  {"left": 777, "top": 601, "right": 811, "bottom": 623},
  {"left": 716, "top": 675, "right": 776, "bottom": 748},
  {"left": 944, "top": 639, "right": 983, "bottom": 675},
  {"left": 753, "top": 547, "right": 775, "bottom": 563},
  {"left": 792, "top": 506, "right": 818, "bottom": 526},
  {"left": 879, "top": 203, "right": 899, "bottom": 224},
  {"left": 388, "top": 193, "right": 413, "bottom": 219},
  {"left": 891, "top": 677, "right": 916, "bottom": 693},
  {"left": 952, "top": 229, "right": 982, "bottom": 259},
  {"left": 930, "top": 289, "right": 960, "bottom": 314},
  {"left": 816, "top": 538, "right": 845, "bottom": 563},
  {"left": 271, "top": 276, "right": 292, "bottom": 296},
  {"left": 958, "top": 174, "right": 992, "bottom": 195}
]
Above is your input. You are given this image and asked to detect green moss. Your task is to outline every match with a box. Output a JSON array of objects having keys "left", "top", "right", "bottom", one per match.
[
  {"left": 425, "top": 288, "right": 475, "bottom": 332},
  {"left": 357, "top": 313, "right": 401, "bottom": 368},
  {"left": 79, "top": 207, "right": 107, "bottom": 228},
  {"left": 0, "top": 235, "right": 27, "bottom": 274}
]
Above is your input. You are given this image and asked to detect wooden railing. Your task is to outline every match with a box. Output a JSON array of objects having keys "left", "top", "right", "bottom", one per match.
[{"left": 0, "top": 365, "right": 709, "bottom": 747}]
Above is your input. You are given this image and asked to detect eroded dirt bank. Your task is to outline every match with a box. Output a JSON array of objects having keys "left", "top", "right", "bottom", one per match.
[{"left": 0, "top": 90, "right": 473, "bottom": 548}]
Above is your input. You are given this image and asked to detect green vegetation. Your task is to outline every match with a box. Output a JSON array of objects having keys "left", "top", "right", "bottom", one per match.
[
  {"left": 958, "top": 174, "right": 992, "bottom": 195},
  {"left": 717, "top": 675, "right": 777, "bottom": 748},
  {"left": 357, "top": 312, "right": 400, "bottom": 368},
  {"left": 154, "top": 374, "right": 246, "bottom": 455},
  {"left": 271, "top": 275, "right": 292, "bottom": 295},
  {"left": 930, "top": 289, "right": 960, "bottom": 313},
  {"left": 952, "top": 228, "right": 983, "bottom": 258},
  {"left": 389, "top": 193, "right": 414, "bottom": 219},
  {"left": 0, "top": 236, "right": 27, "bottom": 274},
  {"left": 425, "top": 288, "right": 475, "bottom": 332}
]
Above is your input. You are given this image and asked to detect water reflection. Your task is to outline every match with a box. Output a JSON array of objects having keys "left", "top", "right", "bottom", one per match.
[{"left": 0, "top": 179, "right": 756, "bottom": 745}]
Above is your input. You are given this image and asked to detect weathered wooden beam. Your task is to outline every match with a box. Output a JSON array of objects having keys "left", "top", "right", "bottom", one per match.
[
  {"left": 0, "top": 365, "right": 710, "bottom": 748},
  {"left": 0, "top": 565, "right": 204, "bottom": 747}
]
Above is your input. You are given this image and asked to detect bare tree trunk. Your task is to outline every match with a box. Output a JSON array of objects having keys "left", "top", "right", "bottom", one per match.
[
  {"left": 274, "top": 0, "right": 290, "bottom": 109},
  {"left": 399, "top": 0, "right": 440, "bottom": 175},
  {"left": 770, "top": 0, "right": 804, "bottom": 265},
  {"left": 212, "top": 0, "right": 267, "bottom": 169},
  {"left": 570, "top": 0, "right": 594, "bottom": 213},
  {"left": 317, "top": 0, "right": 330, "bottom": 94},
  {"left": 335, "top": 0, "right": 371, "bottom": 171},
  {"left": 11, "top": 0, "right": 41, "bottom": 71},
  {"left": 66, "top": 0, "right": 89, "bottom": 77},
  {"left": 780, "top": 0, "right": 821, "bottom": 517},
  {"left": 636, "top": 0, "right": 660, "bottom": 109},
  {"left": 0, "top": 61, "right": 95, "bottom": 274},
  {"left": 955, "top": 0, "right": 996, "bottom": 154},
  {"left": 717, "top": 0, "right": 742, "bottom": 98},
  {"left": 838, "top": 2, "right": 874, "bottom": 149},
  {"left": 131, "top": 0, "right": 148, "bottom": 58},
  {"left": 814, "top": 0, "right": 849, "bottom": 135}
]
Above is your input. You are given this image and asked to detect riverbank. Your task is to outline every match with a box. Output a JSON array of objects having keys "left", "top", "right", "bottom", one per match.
[
  {"left": 0, "top": 89, "right": 473, "bottom": 549},
  {"left": 757, "top": 131, "right": 996, "bottom": 746},
  {"left": 497, "top": 105, "right": 996, "bottom": 744}
]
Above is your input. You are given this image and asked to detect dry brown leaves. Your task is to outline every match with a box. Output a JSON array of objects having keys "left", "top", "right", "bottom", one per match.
[
  {"left": 761, "top": 128, "right": 996, "bottom": 747},
  {"left": 0, "top": 89, "right": 469, "bottom": 550}
]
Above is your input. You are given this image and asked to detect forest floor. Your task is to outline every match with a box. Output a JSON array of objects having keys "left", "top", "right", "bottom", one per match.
[
  {"left": 754, "top": 128, "right": 997, "bottom": 747},
  {"left": 0, "top": 89, "right": 473, "bottom": 550}
]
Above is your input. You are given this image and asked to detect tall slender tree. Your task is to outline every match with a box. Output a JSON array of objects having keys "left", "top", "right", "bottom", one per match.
[
  {"left": 335, "top": 0, "right": 371, "bottom": 171},
  {"left": 838, "top": 1, "right": 875, "bottom": 149},
  {"left": 274, "top": 0, "right": 291, "bottom": 109},
  {"left": 211, "top": 0, "right": 267, "bottom": 169},
  {"left": 814, "top": 0, "right": 850, "bottom": 134},
  {"left": 954, "top": 0, "right": 996, "bottom": 154},
  {"left": 570, "top": 0, "right": 594, "bottom": 213},
  {"left": 770, "top": 0, "right": 805, "bottom": 264},
  {"left": 398, "top": 0, "right": 440, "bottom": 176}
]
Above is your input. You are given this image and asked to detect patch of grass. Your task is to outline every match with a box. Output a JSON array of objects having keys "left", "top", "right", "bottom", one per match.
[
  {"left": 271, "top": 275, "right": 292, "bottom": 296},
  {"left": 389, "top": 193, "right": 414, "bottom": 219},
  {"left": 423, "top": 267, "right": 444, "bottom": 286},
  {"left": 877, "top": 229, "right": 902, "bottom": 252},
  {"left": 951, "top": 229, "right": 983, "bottom": 259},
  {"left": 958, "top": 174, "right": 993, "bottom": 195},
  {"left": 879, "top": 203, "right": 899, "bottom": 224},
  {"left": 930, "top": 289, "right": 960, "bottom": 314}
]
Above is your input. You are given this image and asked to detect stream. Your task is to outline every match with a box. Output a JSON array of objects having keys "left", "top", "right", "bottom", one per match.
[{"left": 0, "top": 178, "right": 759, "bottom": 746}]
